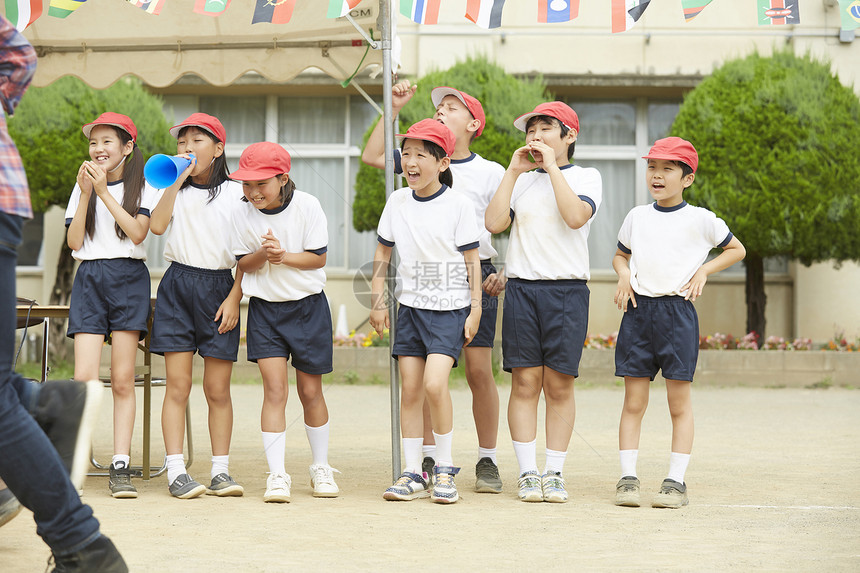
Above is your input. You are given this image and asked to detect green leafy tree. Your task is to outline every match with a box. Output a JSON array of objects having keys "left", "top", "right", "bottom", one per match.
[
  {"left": 671, "top": 50, "right": 860, "bottom": 341},
  {"left": 8, "top": 76, "right": 174, "bottom": 359},
  {"left": 353, "top": 56, "right": 548, "bottom": 231}
]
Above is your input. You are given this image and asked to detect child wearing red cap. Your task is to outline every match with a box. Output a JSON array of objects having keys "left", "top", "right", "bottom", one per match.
[
  {"left": 362, "top": 80, "right": 506, "bottom": 494},
  {"left": 485, "top": 101, "right": 603, "bottom": 504},
  {"left": 149, "top": 113, "right": 245, "bottom": 499},
  {"left": 65, "top": 112, "right": 158, "bottom": 499},
  {"left": 612, "top": 137, "right": 745, "bottom": 509},
  {"left": 230, "top": 142, "right": 338, "bottom": 503},
  {"left": 371, "top": 119, "right": 483, "bottom": 504}
]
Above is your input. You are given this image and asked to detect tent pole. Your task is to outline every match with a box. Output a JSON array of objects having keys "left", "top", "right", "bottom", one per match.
[{"left": 379, "top": 0, "right": 401, "bottom": 483}]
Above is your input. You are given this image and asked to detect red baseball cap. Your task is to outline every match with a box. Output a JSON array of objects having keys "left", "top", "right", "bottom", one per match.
[
  {"left": 643, "top": 137, "right": 699, "bottom": 173},
  {"left": 82, "top": 112, "right": 137, "bottom": 142},
  {"left": 397, "top": 119, "right": 456, "bottom": 157},
  {"left": 230, "top": 142, "right": 291, "bottom": 181},
  {"left": 514, "top": 102, "right": 580, "bottom": 134},
  {"left": 430, "top": 87, "right": 486, "bottom": 137},
  {"left": 169, "top": 113, "right": 227, "bottom": 144}
]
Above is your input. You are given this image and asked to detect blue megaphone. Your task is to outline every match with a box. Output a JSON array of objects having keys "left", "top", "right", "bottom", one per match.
[{"left": 144, "top": 153, "right": 194, "bottom": 188}]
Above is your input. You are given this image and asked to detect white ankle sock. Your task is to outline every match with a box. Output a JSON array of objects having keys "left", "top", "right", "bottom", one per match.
[
  {"left": 619, "top": 449, "right": 639, "bottom": 478},
  {"left": 422, "top": 444, "right": 436, "bottom": 462},
  {"left": 667, "top": 452, "right": 691, "bottom": 483},
  {"left": 544, "top": 448, "right": 567, "bottom": 475},
  {"left": 165, "top": 454, "right": 186, "bottom": 484},
  {"left": 512, "top": 439, "right": 538, "bottom": 475},
  {"left": 304, "top": 422, "right": 330, "bottom": 467},
  {"left": 478, "top": 447, "right": 497, "bottom": 465},
  {"left": 262, "top": 431, "right": 286, "bottom": 475},
  {"left": 403, "top": 437, "right": 424, "bottom": 474},
  {"left": 111, "top": 454, "right": 130, "bottom": 469},
  {"left": 433, "top": 430, "right": 453, "bottom": 467},
  {"left": 211, "top": 455, "right": 229, "bottom": 479}
]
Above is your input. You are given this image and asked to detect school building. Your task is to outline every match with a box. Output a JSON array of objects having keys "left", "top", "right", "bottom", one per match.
[{"left": 15, "top": 1, "right": 859, "bottom": 343}]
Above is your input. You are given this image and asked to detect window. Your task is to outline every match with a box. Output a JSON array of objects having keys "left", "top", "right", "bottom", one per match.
[{"left": 17, "top": 212, "right": 43, "bottom": 267}]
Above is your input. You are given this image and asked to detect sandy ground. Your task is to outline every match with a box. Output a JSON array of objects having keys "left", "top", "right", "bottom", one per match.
[{"left": 2, "top": 382, "right": 859, "bottom": 572}]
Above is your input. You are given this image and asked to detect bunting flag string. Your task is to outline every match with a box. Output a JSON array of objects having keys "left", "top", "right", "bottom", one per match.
[
  {"left": 682, "top": 0, "right": 715, "bottom": 22},
  {"left": 757, "top": 0, "right": 800, "bottom": 26},
  {"left": 401, "top": 0, "right": 441, "bottom": 25},
  {"left": 194, "top": 0, "right": 231, "bottom": 17},
  {"left": 611, "top": 0, "right": 651, "bottom": 33},
  {"left": 327, "top": 0, "right": 362, "bottom": 19},
  {"left": 252, "top": 0, "right": 296, "bottom": 24},
  {"left": 465, "top": 0, "right": 506, "bottom": 29},
  {"left": 538, "top": 0, "right": 578, "bottom": 23},
  {"left": 48, "top": 0, "right": 86, "bottom": 18},
  {"left": 4, "top": 0, "right": 41, "bottom": 30},
  {"left": 126, "top": 0, "right": 165, "bottom": 16},
  {"left": 838, "top": 0, "right": 860, "bottom": 30}
]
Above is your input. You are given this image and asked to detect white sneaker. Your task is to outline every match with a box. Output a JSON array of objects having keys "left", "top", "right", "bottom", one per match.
[
  {"left": 309, "top": 464, "right": 340, "bottom": 498},
  {"left": 264, "top": 472, "right": 291, "bottom": 503}
]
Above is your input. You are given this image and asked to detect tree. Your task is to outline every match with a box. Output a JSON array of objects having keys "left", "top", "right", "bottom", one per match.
[
  {"left": 8, "top": 76, "right": 175, "bottom": 360},
  {"left": 353, "top": 56, "right": 548, "bottom": 231},
  {"left": 670, "top": 50, "right": 860, "bottom": 340}
]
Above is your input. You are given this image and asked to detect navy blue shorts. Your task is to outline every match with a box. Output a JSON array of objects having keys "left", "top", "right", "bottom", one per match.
[
  {"left": 67, "top": 259, "right": 151, "bottom": 340},
  {"left": 150, "top": 262, "right": 240, "bottom": 361},
  {"left": 501, "top": 279, "right": 589, "bottom": 377},
  {"left": 614, "top": 295, "right": 699, "bottom": 382},
  {"left": 246, "top": 293, "right": 333, "bottom": 374},
  {"left": 392, "top": 305, "right": 468, "bottom": 367},
  {"left": 465, "top": 260, "right": 498, "bottom": 349}
]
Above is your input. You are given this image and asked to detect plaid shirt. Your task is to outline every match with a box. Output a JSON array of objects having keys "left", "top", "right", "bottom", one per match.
[{"left": 0, "top": 15, "right": 36, "bottom": 219}]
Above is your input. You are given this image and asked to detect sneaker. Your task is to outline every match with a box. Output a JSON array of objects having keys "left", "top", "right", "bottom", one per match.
[
  {"left": 264, "top": 473, "right": 291, "bottom": 503},
  {"left": 541, "top": 471, "right": 568, "bottom": 503},
  {"left": 383, "top": 471, "right": 430, "bottom": 501},
  {"left": 206, "top": 473, "right": 244, "bottom": 497},
  {"left": 517, "top": 471, "right": 543, "bottom": 502},
  {"left": 422, "top": 456, "right": 435, "bottom": 484},
  {"left": 33, "top": 380, "right": 103, "bottom": 491},
  {"left": 309, "top": 464, "right": 340, "bottom": 498},
  {"left": 168, "top": 474, "right": 206, "bottom": 499},
  {"left": 475, "top": 457, "right": 503, "bottom": 493},
  {"left": 108, "top": 462, "right": 138, "bottom": 499},
  {"left": 0, "top": 488, "right": 22, "bottom": 528},
  {"left": 431, "top": 466, "right": 461, "bottom": 504},
  {"left": 50, "top": 534, "right": 128, "bottom": 573},
  {"left": 615, "top": 476, "right": 641, "bottom": 507},
  {"left": 651, "top": 478, "right": 689, "bottom": 508}
]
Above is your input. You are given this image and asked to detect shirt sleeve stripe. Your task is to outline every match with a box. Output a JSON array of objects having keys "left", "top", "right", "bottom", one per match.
[
  {"left": 578, "top": 195, "right": 596, "bottom": 218},
  {"left": 306, "top": 246, "right": 328, "bottom": 255},
  {"left": 377, "top": 236, "right": 395, "bottom": 247},
  {"left": 717, "top": 232, "right": 733, "bottom": 248},
  {"left": 457, "top": 241, "right": 480, "bottom": 253},
  {"left": 617, "top": 241, "right": 631, "bottom": 254}
]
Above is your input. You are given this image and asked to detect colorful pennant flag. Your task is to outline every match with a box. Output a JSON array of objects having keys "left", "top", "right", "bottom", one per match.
[
  {"left": 611, "top": 0, "right": 651, "bottom": 33},
  {"left": 4, "top": 0, "right": 42, "bottom": 30},
  {"left": 252, "top": 0, "right": 296, "bottom": 24},
  {"left": 839, "top": 0, "right": 860, "bottom": 31},
  {"left": 194, "top": 0, "right": 231, "bottom": 17},
  {"left": 126, "top": 0, "right": 165, "bottom": 15},
  {"left": 327, "top": 0, "right": 361, "bottom": 19},
  {"left": 48, "top": 0, "right": 87, "bottom": 18},
  {"left": 682, "top": 0, "right": 715, "bottom": 22},
  {"left": 757, "top": 1, "right": 800, "bottom": 26},
  {"left": 465, "top": 0, "right": 506, "bottom": 29},
  {"left": 538, "top": 0, "right": 578, "bottom": 23},
  {"left": 400, "top": 0, "right": 440, "bottom": 25}
]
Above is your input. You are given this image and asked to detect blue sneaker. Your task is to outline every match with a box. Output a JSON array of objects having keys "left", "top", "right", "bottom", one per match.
[
  {"left": 383, "top": 471, "right": 430, "bottom": 501},
  {"left": 431, "top": 466, "right": 461, "bottom": 504}
]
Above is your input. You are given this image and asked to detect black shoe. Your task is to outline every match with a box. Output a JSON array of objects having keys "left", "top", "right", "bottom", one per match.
[
  {"left": 33, "top": 380, "right": 103, "bottom": 490},
  {"left": 475, "top": 457, "right": 503, "bottom": 493},
  {"left": 422, "top": 456, "right": 435, "bottom": 477},
  {"left": 50, "top": 534, "right": 128, "bottom": 573},
  {"left": 0, "top": 487, "right": 22, "bottom": 528},
  {"left": 108, "top": 462, "right": 138, "bottom": 499}
]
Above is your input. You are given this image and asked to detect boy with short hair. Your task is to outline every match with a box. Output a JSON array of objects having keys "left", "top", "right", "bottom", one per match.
[
  {"left": 612, "top": 137, "right": 746, "bottom": 509},
  {"left": 363, "top": 81, "right": 506, "bottom": 493}
]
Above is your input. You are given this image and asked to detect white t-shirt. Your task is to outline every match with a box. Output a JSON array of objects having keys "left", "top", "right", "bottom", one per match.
[
  {"left": 394, "top": 149, "right": 503, "bottom": 260},
  {"left": 64, "top": 180, "right": 159, "bottom": 261},
  {"left": 161, "top": 180, "right": 244, "bottom": 270},
  {"left": 617, "top": 201, "right": 733, "bottom": 298},
  {"left": 504, "top": 164, "right": 603, "bottom": 280},
  {"left": 377, "top": 185, "right": 481, "bottom": 311},
  {"left": 232, "top": 190, "right": 328, "bottom": 302}
]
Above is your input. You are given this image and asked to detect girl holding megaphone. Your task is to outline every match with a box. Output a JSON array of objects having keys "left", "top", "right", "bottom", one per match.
[{"left": 149, "top": 113, "right": 245, "bottom": 500}]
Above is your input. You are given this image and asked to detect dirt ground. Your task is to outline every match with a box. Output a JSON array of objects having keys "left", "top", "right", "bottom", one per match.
[{"left": 3, "top": 382, "right": 859, "bottom": 572}]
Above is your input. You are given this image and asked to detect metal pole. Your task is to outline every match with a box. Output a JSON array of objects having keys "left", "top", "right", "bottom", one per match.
[{"left": 378, "top": 0, "right": 401, "bottom": 482}]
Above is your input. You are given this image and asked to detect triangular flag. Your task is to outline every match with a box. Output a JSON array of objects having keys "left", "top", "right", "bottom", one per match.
[
  {"left": 400, "top": 0, "right": 441, "bottom": 25},
  {"left": 126, "top": 0, "right": 165, "bottom": 16},
  {"left": 838, "top": 0, "right": 860, "bottom": 31},
  {"left": 194, "top": 0, "right": 231, "bottom": 17},
  {"left": 48, "top": 0, "right": 87, "bottom": 18},
  {"left": 465, "top": 0, "right": 506, "bottom": 29},
  {"left": 757, "top": 0, "right": 800, "bottom": 26},
  {"left": 252, "top": 0, "right": 296, "bottom": 24},
  {"left": 4, "top": 0, "right": 43, "bottom": 31},
  {"left": 611, "top": 0, "right": 651, "bottom": 34},
  {"left": 327, "top": 0, "right": 361, "bottom": 19},
  {"left": 682, "top": 0, "right": 715, "bottom": 22},
  {"left": 538, "top": 0, "right": 579, "bottom": 23}
]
